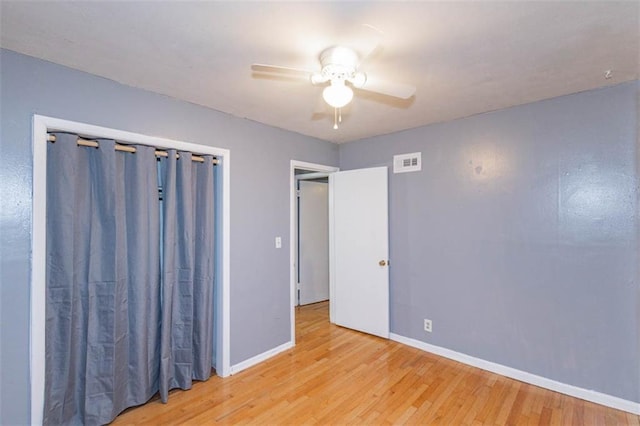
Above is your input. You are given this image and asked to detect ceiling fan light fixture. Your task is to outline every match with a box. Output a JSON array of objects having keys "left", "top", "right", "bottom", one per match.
[{"left": 323, "top": 80, "right": 354, "bottom": 108}]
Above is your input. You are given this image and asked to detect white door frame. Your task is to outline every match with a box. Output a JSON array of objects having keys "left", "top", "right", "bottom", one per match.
[
  {"left": 289, "top": 160, "right": 339, "bottom": 344},
  {"left": 31, "top": 115, "right": 232, "bottom": 425}
]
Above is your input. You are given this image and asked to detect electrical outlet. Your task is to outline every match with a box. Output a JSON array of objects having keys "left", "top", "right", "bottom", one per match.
[
  {"left": 275, "top": 237, "right": 282, "bottom": 248},
  {"left": 424, "top": 319, "right": 432, "bottom": 333}
]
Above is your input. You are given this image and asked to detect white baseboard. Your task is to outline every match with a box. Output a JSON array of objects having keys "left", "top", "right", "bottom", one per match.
[
  {"left": 229, "top": 341, "right": 294, "bottom": 375},
  {"left": 389, "top": 333, "right": 640, "bottom": 415}
]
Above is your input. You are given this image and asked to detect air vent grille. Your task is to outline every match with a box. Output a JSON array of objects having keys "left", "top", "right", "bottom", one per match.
[{"left": 393, "top": 152, "right": 421, "bottom": 173}]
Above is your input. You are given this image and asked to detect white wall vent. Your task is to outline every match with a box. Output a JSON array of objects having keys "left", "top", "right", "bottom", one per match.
[{"left": 393, "top": 152, "right": 422, "bottom": 174}]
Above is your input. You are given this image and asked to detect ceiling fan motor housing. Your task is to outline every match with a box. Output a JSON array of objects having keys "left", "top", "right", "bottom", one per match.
[{"left": 318, "top": 46, "right": 360, "bottom": 82}]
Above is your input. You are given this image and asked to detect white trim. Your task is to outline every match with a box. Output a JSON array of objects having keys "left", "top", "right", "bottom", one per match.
[
  {"left": 30, "top": 115, "right": 232, "bottom": 425},
  {"left": 30, "top": 116, "right": 48, "bottom": 426},
  {"left": 289, "top": 160, "right": 339, "bottom": 346},
  {"left": 217, "top": 148, "right": 232, "bottom": 379},
  {"left": 328, "top": 174, "right": 335, "bottom": 324},
  {"left": 229, "top": 341, "right": 294, "bottom": 375},
  {"left": 295, "top": 172, "right": 332, "bottom": 181},
  {"left": 390, "top": 333, "right": 640, "bottom": 415}
]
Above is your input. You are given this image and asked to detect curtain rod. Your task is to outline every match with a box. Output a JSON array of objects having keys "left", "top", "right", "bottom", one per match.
[{"left": 47, "top": 134, "right": 218, "bottom": 165}]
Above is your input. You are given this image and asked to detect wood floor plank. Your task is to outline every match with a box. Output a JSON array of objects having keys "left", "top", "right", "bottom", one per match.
[{"left": 113, "top": 302, "right": 640, "bottom": 425}]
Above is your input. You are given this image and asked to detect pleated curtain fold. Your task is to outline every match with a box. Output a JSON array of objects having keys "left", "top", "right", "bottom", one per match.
[
  {"left": 159, "top": 150, "right": 215, "bottom": 402},
  {"left": 44, "top": 134, "right": 215, "bottom": 425}
]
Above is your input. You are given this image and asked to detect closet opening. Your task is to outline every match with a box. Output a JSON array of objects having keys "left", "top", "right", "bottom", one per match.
[{"left": 31, "top": 115, "right": 231, "bottom": 425}]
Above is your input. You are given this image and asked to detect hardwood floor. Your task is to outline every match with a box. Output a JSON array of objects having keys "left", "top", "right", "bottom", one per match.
[{"left": 114, "top": 302, "right": 639, "bottom": 425}]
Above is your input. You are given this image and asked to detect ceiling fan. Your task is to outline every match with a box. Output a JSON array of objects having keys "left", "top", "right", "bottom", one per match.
[{"left": 252, "top": 45, "right": 416, "bottom": 129}]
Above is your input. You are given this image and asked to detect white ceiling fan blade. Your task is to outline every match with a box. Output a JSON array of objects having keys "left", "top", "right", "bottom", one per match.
[
  {"left": 355, "top": 75, "right": 416, "bottom": 99},
  {"left": 358, "top": 44, "right": 383, "bottom": 68},
  {"left": 251, "top": 63, "right": 314, "bottom": 78},
  {"left": 357, "top": 24, "right": 385, "bottom": 67}
]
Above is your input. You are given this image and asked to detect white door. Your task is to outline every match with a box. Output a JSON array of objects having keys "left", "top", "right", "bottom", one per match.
[
  {"left": 329, "top": 167, "right": 389, "bottom": 338},
  {"left": 298, "top": 180, "right": 329, "bottom": 305}
]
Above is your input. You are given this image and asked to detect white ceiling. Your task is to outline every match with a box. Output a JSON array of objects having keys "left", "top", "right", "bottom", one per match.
[{"left": 1, "top": 1, "right": 638, "bottom": 143}]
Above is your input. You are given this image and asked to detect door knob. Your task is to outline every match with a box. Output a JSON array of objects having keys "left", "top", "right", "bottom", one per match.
[{"left": 379, "top": 260, "right": 387, "bottom": 267}]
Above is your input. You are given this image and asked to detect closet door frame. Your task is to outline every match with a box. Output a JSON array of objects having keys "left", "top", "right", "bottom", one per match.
[{"left": 31, "top": 115, "right": 231, "bottom": 425}]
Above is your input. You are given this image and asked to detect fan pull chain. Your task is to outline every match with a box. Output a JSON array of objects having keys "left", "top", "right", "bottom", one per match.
[{"left": 333, "top": 108, "right": 343, "bottom": 130}]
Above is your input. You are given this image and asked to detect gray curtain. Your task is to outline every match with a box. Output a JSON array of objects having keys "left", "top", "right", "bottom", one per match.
[
  {"left": 45, "top": 134, "right": 161, "bottom": 425},
  {"left": 159, "top": 150, "right": 215, "bottom": 402}
]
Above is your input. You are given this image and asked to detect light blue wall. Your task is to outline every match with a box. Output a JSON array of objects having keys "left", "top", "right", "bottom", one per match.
[
  {"left": 0, "top": 49, "right": 338, "bottom": 424},
  {"left": 340, "top": 81, "right": 640, "bottom": 403}
]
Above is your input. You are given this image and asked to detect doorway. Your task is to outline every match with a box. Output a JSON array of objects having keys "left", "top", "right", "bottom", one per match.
[
  {"left": 289, "top": 161, "right": 339, "bottom": 344},
  {"left": 289, "top": 161, "right": 390, "bottom": 345},
  {"left": 297, "top": 175, "right": 329, "bottom": 306}
]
